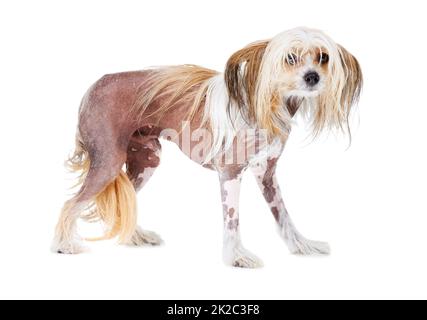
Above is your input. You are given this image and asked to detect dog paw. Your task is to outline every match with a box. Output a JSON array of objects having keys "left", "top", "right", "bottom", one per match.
[
  {"left": 224, "top": 247, "right": 264, "bottom": 269},
  {"left": 127, "top": 227, "right": 163, "bottom": 247},
  {"left": 51, "top": 239, "right": 86, "bottom": 254},
  {"left": 288, "top": 235, "right": 330, "bottom": 255}
]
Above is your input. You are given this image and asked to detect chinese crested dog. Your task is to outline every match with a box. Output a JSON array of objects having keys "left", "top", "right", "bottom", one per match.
[{"left": 53, "top": 27, "right": 362, "bottom": 268}]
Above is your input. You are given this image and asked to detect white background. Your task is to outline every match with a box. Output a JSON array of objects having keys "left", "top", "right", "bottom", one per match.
[{"left": 0, "top": 0, "right": 426, "bottom": 300}]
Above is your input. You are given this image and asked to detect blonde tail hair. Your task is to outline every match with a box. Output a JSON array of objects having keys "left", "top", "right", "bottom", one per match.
[{"left": 67, "top": 134, "right": 137, "bottom": 244}]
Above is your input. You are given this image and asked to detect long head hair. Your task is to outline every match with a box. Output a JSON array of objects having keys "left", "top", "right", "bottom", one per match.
[{"left": 225, "top": 27, "right": 363, "bottom": 140}]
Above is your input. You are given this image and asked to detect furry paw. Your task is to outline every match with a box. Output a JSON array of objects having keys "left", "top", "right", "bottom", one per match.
[
  {"left": 224, "top": 246, "right": 264, "bottom": 269},
  {"left": 127, "top": 227, "right": 163, "bottom": 247},
  {"left": 287, "top": 234, "right": 330, "bottom": 255},
  {"left": 51, "top": 239, "right": 86, "bottom": 254}
]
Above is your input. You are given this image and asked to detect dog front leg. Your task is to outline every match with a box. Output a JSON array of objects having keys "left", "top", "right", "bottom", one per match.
[
  {"left": 218, "top": 166, "right": 263, "bottom": 268},
  {"left": 251, "top": 158, "right": 330, "bottom": 255}
]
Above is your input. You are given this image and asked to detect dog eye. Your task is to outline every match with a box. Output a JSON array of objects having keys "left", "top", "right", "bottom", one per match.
[
  {"left": 318, "top": 53, "right": 329, "bottom": 64},
  {"left": 286, "top": 53, "right": 298, "bottom": 65}
]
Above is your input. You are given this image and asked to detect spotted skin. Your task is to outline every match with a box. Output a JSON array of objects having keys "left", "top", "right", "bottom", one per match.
[
  {"left": 251, "top": 156, "right": 330, "bottom": 255},
  {"left": 218, "top": 165, "right": 263, "bottom": 268},
  {"left": 126, "top": 131, "right": 162, "bottom": 190},
  {"left": 125, "top": 132, "right": 164, "bottom": 246}
]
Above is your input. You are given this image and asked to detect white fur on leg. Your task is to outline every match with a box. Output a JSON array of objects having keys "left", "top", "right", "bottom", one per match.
[
  {"left": 223, "top": 233, "right": 263, "bottom": 268},
  {"left": 52, "top": 201, "right": 88, "bottom": 254},
  {"left": 51, "top": 237, "right": 86, "bottom": 254},
  {"left": 225, "top": 246, "right": 264, "bottom": 268},
  {"left": 126, "top": 226, "right": 163, "bottom": 246},
  {"left": 280, "top": 213, "right": 330, "bottom": 255}
]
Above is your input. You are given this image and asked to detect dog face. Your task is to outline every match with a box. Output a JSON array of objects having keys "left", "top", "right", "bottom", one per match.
[
  {"left": 225, "top": 27, "right": 363, "bottom": 139},
  {"left": 281, "top": 48, "right": 330, "bottom": 98}
]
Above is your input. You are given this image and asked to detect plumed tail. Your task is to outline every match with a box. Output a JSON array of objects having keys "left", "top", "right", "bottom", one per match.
[
  {"left": 86, "top": 171, "right": 137, "bottom": 243},
  {"left": 67, "top": 134, "right": 137, "bottom": 244},
  {"left": 66, "top": 135, "right": 90, "bottom": 187}
]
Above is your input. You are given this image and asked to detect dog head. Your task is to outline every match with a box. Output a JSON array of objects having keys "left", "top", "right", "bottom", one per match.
[{"left": 225, "top": 27, "right": 363, "bottom": 139}]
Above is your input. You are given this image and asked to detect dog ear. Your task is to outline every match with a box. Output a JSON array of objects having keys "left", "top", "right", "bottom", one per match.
[
  {"left": 338, "top": 45, "right": 363, "bottom": 110},
  {"left": 310, "top": 45, "right": 362, "bottom": 138},
  {"left": 224, "top": 41, "right": 269, "bottom": 119}
]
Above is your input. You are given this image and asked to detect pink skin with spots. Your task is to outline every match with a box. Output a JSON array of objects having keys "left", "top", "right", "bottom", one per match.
[
  {"left": 251, "top": 156, "right": 330, "bottom": 256},
  {"left": 126, "top": 130, "right": 162, "bottom": 191},
  {"left": 218, "top": 165, "right": 264, "bottom": 268}
]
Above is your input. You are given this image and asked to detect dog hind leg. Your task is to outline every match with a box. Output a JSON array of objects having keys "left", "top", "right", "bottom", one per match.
[
  {"left": 125, "top": 137, "right": 163, "bottom": 246},
  {"left": 52, "top": 148, "right": 127, "bottom": 254}
]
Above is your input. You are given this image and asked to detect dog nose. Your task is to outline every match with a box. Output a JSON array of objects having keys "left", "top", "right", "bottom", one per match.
[{"left": 304, "top": 72, "right": 320, "bottom": 86}]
